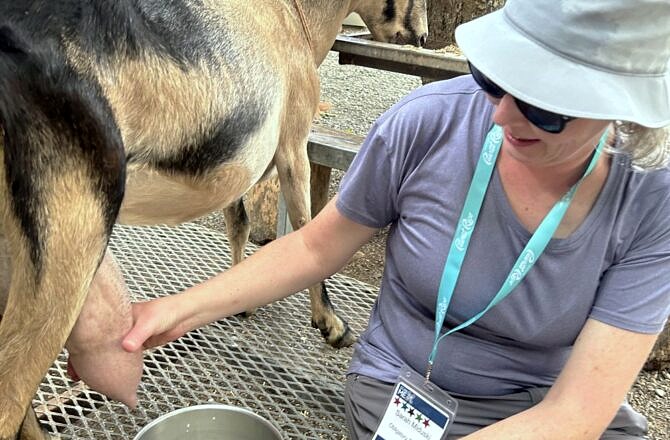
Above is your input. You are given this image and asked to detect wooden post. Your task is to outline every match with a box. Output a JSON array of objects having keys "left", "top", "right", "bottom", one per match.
[
  {"left": 310, "top": 163, "right": 332, "bottom": 217},
  {"left": 425, "top": 0, "right": 505, "bottom": 49},
  {"left": 422, "top": 0, "right": 504, "bottom": 83},
  {"left": 245, "top": 177, "right": 280, "bottom": 244}
]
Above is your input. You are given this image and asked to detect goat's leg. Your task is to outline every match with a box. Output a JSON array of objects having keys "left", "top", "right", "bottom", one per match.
[
  {"left": 17, "top": 408, "right": 52, "bottom": 440},
  {"left": 275, "top": 130, "right": 355, "bottom": 349},
  {"left": 0, "top": 236, "right": 9, "bottom": 315},
  {"left": 0, "top": 26, "right": 125, "bottom": 436},
  {"left": 0, "top": 169, "right": 116, "bottom": 438},
  {"left": 222, "top": 199, "right": 255, "bottom": 316},
  {"left": 223, "top": 199, "right": 250, "bottom": 267},
  {"left": 0, "top": 243, "right": 139, "bottom": 436},
  {"left": 0, "top": 238, "right": 53, "bottom": 439}
]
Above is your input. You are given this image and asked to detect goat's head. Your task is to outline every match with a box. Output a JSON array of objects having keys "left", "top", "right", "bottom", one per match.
[{"left": 354, "top": 0, "right": 428, "bottom": 47}]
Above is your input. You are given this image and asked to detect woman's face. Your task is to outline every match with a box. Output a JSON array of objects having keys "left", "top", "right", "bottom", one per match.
[{"left": 490, "top": 94, "right": 611, "bottom": 170}]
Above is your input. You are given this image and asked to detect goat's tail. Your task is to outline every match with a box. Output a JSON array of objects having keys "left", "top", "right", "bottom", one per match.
[{"left": 0, "top": 24, "right": 125, "bottom": 438}]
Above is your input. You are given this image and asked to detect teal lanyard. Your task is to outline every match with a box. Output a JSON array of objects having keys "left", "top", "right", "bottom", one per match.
[{"left": 426, "top": 124, "right": 608, "bottom": 381}]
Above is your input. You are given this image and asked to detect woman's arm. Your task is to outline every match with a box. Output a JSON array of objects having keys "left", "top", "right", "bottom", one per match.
[
  {"left": 122, "top": 196, "right": 378, "bottom": 351},
  {"left": 462, "top": 318, "right": 658, "bottom": 439}
]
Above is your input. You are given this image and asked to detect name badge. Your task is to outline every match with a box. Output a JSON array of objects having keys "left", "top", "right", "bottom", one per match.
[{"left": 372, "top": 365, "right": 458, "bottom": 440}]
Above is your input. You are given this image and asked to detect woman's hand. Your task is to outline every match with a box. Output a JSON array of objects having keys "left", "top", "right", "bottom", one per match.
[{"left": 122, "top": 294, "right": 194, "bottom": 352}]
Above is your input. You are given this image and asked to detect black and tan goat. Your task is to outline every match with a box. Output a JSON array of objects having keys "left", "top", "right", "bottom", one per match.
[{"left": 0, "top": 0, "right": 427, "bottom": 438}]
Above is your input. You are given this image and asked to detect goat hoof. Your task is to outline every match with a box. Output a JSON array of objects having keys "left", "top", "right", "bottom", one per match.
[
  {"left": 311, "top": 316, "right": 356, "bottom": 348},
  {"left": 235, "top": 309, "right": 256, "bottom": 318}
]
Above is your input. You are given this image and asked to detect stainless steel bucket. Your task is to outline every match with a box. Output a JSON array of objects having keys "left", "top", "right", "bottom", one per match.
[{"left": 133, "top": 404, "right": 283, "bottom": 440}]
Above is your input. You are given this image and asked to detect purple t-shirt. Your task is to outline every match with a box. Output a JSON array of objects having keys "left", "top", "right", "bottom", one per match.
[{"left": 336, "top": 75, "right": 670, "bottom": 396}]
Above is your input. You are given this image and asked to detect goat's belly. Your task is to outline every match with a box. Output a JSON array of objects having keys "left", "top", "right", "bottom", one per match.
[{"left": 118, "top": 162, "right": 254, "bottom": 226}]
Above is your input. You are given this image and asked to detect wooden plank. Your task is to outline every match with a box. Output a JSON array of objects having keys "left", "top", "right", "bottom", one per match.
[
  {"left": 276, "top": 163, "right": 334, "bottom": 237},
  {"left": 332, "top": 34, "right": 469, "bottom": 80},
  {"left": 307, "top": 125, "right": 364, "bottom": 171},
  {"left": 310, "top": 163, "right": 332, "bottom": 217}
]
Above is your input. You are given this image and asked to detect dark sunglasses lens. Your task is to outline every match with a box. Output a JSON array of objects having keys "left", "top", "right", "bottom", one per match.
[
  {"left": 469, "top": 62, "right": 573, "bottom": 133},
  {"left": 514, "top": 100, "right": 565, "bottom": 133},
  {"left": 468, "top": 63, "right": 506, "bottom": 99}
]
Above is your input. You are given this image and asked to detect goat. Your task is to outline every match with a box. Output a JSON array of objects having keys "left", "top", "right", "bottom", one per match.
[{"left": 0, "top": 0, "right": 428, "bottom": 438}]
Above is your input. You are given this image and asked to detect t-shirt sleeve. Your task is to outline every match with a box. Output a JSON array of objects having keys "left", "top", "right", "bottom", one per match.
[
  {"left": 336, "top": 76, "right": 487, "bottom": 230},
  {"left": 335, "top": 111, "right": 413, "bottom": 228},
  {"left": 590, "top": 186, "right": 670, "bottom": 334}
]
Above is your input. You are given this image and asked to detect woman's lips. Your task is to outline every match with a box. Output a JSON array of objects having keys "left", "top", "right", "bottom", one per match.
[{"left": 505, "top": 129, "right": 540, "bottom": 147}]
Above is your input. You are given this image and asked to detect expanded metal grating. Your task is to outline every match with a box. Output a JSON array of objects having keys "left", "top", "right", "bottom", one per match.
[{"left": 33, "top": 223, "right": 379, "bottom": 439}]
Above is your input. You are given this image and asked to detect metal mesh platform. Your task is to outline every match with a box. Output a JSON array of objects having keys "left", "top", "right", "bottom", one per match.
[{"left": 33, "top": 223, "right": 378, "bottom": 439}]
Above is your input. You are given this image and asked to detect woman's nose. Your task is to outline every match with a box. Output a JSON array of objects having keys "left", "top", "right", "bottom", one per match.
[{"left": 492, "top": 94, "right": 525, "bottom": 127}]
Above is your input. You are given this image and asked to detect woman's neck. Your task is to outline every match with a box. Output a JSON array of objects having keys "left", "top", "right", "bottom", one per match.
[
  {"left": 499, "top": 149, "right": 599, "bottom": 195},
  {"left": 497, "top": 149, "right": 611, "bottom": 237}
]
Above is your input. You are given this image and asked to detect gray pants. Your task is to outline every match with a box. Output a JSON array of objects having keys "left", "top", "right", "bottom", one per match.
[{"left": 344, "top": 374, "right": 649, "bottom": 439}]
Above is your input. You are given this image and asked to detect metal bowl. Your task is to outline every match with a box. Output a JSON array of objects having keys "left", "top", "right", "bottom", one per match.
[{"left": 133, "top": 404, "right": 283, "bottom": 440}]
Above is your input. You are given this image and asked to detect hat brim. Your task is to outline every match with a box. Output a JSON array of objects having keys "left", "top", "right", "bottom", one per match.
[{"left": 455, "top": 9, "right": 670, "bottom": 128}]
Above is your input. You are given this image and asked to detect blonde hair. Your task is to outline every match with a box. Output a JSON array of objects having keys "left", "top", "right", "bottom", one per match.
[{"left": 608, "top": 122, "right": 670, "bottom": 170}]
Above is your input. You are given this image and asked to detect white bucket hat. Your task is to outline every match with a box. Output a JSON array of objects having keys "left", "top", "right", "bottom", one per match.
[{"left": 455, "top": 0, "right": 670, "bottom": 128}]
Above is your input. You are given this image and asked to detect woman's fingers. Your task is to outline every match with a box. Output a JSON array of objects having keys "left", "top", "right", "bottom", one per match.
[
  {"left": 122, "top": 300, "right": 167, "bottom": 351},
  {"left": 122, "top": 296, "right": 191, "bottom": 351}
]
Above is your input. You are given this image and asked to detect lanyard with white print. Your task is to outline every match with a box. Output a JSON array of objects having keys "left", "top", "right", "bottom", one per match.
[{"left": 425, "top": 124, "right": 608, "bottom": 381}]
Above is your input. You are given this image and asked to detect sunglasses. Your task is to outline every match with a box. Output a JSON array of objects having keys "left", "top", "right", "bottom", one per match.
[{"left": 468, "top": 62, "right": 575, "bottom": 134}]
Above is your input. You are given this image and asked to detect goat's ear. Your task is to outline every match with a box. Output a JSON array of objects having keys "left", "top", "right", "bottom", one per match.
[{"left": 0, "top": 24, "right": 30, "bottom": 57}]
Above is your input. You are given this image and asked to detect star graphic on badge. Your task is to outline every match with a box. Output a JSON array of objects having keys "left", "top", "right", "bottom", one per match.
[
  {"left": 423, "top": 419, "right": 430, "bottom": 428},
  {"left": 402, "top": 403, "right": 408, "bottom": 411},
  {"left": 394, "top": 398, "right": 401, "bottom": 406},
  {"left": 415, "top": 413, "right": 422, "bottom": 422},
  {"left": 408, "top": 408, "right": 415, "bottom": 416}
]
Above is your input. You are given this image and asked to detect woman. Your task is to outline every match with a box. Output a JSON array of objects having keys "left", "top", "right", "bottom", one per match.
[{"left": 123, "top": 0, "right": 670, "bottom": 438}]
